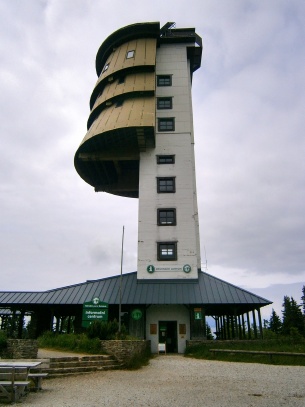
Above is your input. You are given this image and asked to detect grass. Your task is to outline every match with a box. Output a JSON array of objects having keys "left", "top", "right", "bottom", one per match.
[
  {"left": 37, "top": 332, "right": 103, "bottom": 354},
  {"left": 185, "top": 337, "right": 305, "bottom": 366}
]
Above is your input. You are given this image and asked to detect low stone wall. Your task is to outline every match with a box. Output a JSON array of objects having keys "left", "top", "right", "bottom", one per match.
[
  {"left": 100, "top": 340, "right": 150, "bottom": 364},
  {"left": 1, "top": 339, "right": 38, "bottom": 359}
]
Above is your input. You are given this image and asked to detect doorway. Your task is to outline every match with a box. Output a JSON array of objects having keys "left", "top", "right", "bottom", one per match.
[{"left": 159, "top": 321, "right": 178, "bottom": 353}]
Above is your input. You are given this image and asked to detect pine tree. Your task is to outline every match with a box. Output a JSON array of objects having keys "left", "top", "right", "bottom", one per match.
[
  {"left": 282, "top": 295, "right": 305, "bottom": 337},
  {"left": 301, "top": 285, "right": 305, "bottom": 315},
  {"left": 268, "top": 309, "right": 282, "bottom": 334}
]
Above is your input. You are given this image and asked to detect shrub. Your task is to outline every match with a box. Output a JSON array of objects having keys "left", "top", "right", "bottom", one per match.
[
  {"left": 0, "top": 331, "right": 7, "bottom": 351},
  {"left": 38, "top": 332, "right": 102, "bottom": 354},
  {"left": 86, "top": 320, "right": 127, "bottom": 340}
]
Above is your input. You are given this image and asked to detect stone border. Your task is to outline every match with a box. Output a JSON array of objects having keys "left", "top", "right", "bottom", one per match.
[
  {"left": 0, "top": 339, "right": 38, "bottom": 359},
  {"left": 100, "top": 340, "right": 150, "bottom": 364}
]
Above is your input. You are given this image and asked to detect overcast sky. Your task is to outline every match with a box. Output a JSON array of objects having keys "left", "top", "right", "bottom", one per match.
[{"left": 1, "top": 0, "right": 304, "bottom": 320}]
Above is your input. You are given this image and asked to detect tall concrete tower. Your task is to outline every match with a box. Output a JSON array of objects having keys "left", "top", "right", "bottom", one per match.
[{"left": 75, "top": 22, "right": 202, "bottom": 280}]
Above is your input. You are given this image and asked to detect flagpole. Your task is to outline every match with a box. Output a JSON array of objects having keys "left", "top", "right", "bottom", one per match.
[{"left": 119, "top": 225, "right": 124, "bottom": 333}]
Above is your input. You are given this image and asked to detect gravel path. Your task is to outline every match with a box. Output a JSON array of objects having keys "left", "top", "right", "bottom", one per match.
[{"left": 18, "top": 355, "right": 305, "bottom": 407}]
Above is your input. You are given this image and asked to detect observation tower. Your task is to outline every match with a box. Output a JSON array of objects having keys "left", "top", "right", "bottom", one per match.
[{"left": 75, "top": 21, "right": 203, "bottom": 281}]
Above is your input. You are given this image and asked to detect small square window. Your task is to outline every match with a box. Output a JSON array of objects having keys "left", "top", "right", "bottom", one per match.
[
  {"left": 118, "top": 76, "right": 125, "bottom": 84},
  {"left": 102, "top": 63, "right": 110, "bottom": 74},
  {"left": 157, "top": 242, "right": 177, "bottom": 261},
  {"left": 126, "top": 50, "right": 135, "bottom": 59},
  {"left": 157, "top": 97, "right": 172, "bottom": 109},
  {"left": 157, "top": 209, "right": 176, "bottom": 226},
  {"left": 157, "top": 75, "right": 172, "bottom": 86},
  {"left": 157, "top": 155, "right": 175, "bottom": 164},
  {"left": 158, "top": 118, "right": 175, "bottom": 132},
  {"left": 157, "top": 177, "right": 175, "bottom": 193}
]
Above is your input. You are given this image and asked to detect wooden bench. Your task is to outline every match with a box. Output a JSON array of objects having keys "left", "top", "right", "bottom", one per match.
[
  {"left": 0, "top": 367, "right": 30, "bottom": 403},
  {"left": 28, "top": 372, "right": 49, "bottom": 391},
  {"left": 209, "top": 349, "right": 305, "bottom": 361}
]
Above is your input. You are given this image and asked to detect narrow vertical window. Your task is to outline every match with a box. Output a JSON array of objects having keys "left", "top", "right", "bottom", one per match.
[{"left": 101, "top": 62, "right": 110, "bottom": 74}]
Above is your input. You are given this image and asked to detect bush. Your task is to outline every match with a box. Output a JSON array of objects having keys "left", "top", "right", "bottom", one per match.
[
  {"left": 86, "top": 320, "right": 127, "bottom": 340},
  {"left": 0, "top": 331, "right": 7, "bottom": 351},
  {"left": 38, "top": 332, "right": 102, "bottom": 354}
]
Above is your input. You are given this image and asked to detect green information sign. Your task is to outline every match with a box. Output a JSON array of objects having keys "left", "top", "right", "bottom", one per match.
[
  {"left": 131, "top": 309, "right": 142, "bottom": 320},
  {"left": 82, "top": 297, "right": 108, "bottom": 328}
]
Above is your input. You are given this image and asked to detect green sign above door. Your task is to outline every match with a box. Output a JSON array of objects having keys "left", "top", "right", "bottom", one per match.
[{"left": 82, "top": 297, "right": 108, "bottom": 328}]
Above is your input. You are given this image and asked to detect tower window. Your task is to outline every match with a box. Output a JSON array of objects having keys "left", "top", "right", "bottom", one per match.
[
  {"left": 157, "top": 155, "right": 175, "bottom": 164},
  {"left": 126, "top": 50, "right": 135, "bottom": 59},
  {"left": 157, "top": 75, "right": 172, "bottom": 86},
  {"left": 158, "top": 118, "right": 175, "bottom": 132},
  {"left": 102, "top": 63, "right": 110, "bottom": 74},
  {"left": 157, "top": 209, "right": 176, "bottom": 225},
  {"left": 157, "top": 242, "right": 177, "bottom": 261},
  {"left": 157, "top": 177, "right": 176, "bottom": 193},
  {"left": 157, "top": 97, "right": 173, "bottom": 109}
]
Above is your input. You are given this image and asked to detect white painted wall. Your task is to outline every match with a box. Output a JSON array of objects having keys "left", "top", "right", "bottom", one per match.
[
  {"left": 146, "top": 305, "right": 190, "bottom": 353},
  {"left": 137, "top": 42, "right": 201, "bottom": 280}
]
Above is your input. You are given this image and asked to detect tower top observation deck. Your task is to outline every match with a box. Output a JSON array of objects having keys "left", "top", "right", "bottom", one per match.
[{"left": 74, "top": 22, "right": 202, "bottom": 197}]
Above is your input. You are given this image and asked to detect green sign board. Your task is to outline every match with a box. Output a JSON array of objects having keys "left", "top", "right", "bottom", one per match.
[
  {"left": 82, "top": 297, "right": 108, "bottom": 328},
  {"left": 194, "top": 308, "right": 202, "bottom": 320},
  {"left": 131, "top": 309, "right": 142, "bottom": 320}
]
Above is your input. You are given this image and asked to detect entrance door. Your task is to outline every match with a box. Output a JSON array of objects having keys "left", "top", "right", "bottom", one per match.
[{"left": 159, "top": 321, "right": 178, "bottom": 353}]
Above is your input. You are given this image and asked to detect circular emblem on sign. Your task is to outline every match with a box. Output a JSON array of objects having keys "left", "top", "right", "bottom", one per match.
[
  {"left": 183, "top": 264, "right": 191, "bottom": 273},
  {"left": 147, "top": 265, "right": 155, "bottom": 273},
  {"left": 131, "top": 309, "right": 142, "bottom": 320},
  {"left": 92, "top": 297, "right": 100, "bottom": 305}
]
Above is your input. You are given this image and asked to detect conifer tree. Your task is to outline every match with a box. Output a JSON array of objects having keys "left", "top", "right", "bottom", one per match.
[
  {"left": 268, "top": 309, "right": 282, "bottom": 334},
  {"left": 282, "top": 295, "right": 305, "bottom": 336}
]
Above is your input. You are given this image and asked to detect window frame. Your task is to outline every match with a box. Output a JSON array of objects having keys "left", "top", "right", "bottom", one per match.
[
  {"left": 157, "top": 242, "right": 177, "bottom": 261},
  {"left": 157, "top": 177, "right": 176, "bottom": 193},
  {"left": 158, "top": 118, "right": 175, "bottom": 132},
  {"left": 157, "top": 97, "right": 173, "bottom": 110},
  {"left": 157, "top": 75, "right": 172, "bottom": 86},
  {"left": 157, "top": 155, "right": 175, "bottom": 164},
  {"left": 157, "top": 208, "right": 176, "bottom": 226},
  {"left": 126, "top": 50, "right": 135, "bottom": 59},
  {"left": 102, "top": 62, "right": 110, "bottom": 74}
]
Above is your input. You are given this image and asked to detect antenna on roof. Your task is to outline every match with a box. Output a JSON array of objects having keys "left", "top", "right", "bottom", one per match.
[
  {"left": 202, "top": 245, "right": 208, "bottom": 271},
  {"left": 118, "top": 225, "right": 124, "bottom": 333},
  {"left": 160, "top": 22, "right": 176, "bottom": 36}
]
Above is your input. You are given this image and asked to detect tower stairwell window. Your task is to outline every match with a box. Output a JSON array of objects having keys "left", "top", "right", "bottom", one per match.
[
  {"left": 157, "top": 155, "right": 175, "bottom": 164},
  {"left": 157, "top": 177, "right": 175, "bottom": 193},
  {"left": 158, "top": 209, "right": 176, "bottom": 225},
  {"left": 157, "top": 97, "right": 173, "bottom": 109},
  {"left": 157, "top": 242, "right": 177, "bottom": 261},
  {"left": 157, "top": 75, "right": 172, "bottom": 86},
  {"left": 158, "top": 118, "right": 175, "bottom": 132}
]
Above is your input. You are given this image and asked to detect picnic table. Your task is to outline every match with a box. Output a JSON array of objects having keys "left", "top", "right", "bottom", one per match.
[{"left": 0, "top": 361, "right": 42, "bottom": 403}]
